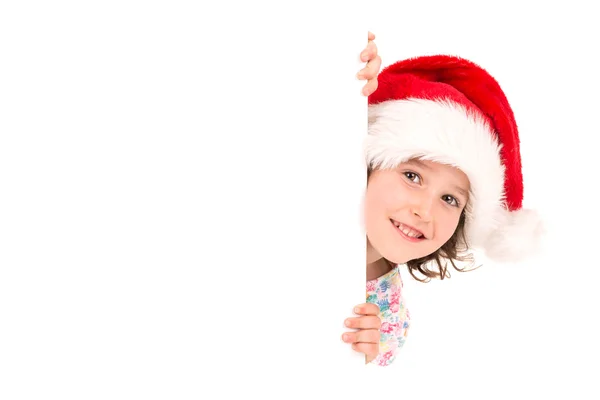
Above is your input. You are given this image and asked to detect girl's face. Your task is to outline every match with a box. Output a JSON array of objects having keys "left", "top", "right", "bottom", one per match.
[{"left": 364, "top": 158, "right": 470, "bottom": 264}]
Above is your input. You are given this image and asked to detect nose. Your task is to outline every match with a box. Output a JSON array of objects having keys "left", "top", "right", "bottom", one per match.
[{"left": 410, "top": 195, "right": 434, "bottom": 221}]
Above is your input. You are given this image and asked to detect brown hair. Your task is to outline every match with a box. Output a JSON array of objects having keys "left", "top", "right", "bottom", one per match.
[{"left": 387, "top": 210, "right": 480, "bottom": 282}]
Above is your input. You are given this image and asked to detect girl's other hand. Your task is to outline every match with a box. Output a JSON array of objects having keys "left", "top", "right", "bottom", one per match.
[
  {"left": 342, "top": 303, "right": 381, "bottom": 364},
  {"left": 357, "top": 32, "right": 382, "bottom": 96}
]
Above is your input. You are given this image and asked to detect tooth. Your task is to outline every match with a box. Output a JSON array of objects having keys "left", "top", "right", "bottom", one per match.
[
  {"left": 396, "top": 223, "right": 422, "bottom": 238},
  {"left": 402, "top": 225, "right": 420, "bottom": 238}
]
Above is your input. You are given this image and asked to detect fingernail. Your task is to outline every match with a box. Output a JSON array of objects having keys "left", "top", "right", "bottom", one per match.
[
  {"left": 354, "top": 307, "right": 361, "bottom": 313},
  {"left": 361, "top": 51, "right": 368, "bottom": 61},
  {"left": 345, "top": 319, "right": 351, "bottom": 327},
  {"left": 357, "top": 72, "right": 364, "bottom": 79},
  {"left": 342, "top": 334, "right": 350, "bottom": 342}
]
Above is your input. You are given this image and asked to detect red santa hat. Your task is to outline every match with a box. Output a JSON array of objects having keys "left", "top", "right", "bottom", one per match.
[{"left": 366, "top": 55, "right": 543, "bottom": 262}]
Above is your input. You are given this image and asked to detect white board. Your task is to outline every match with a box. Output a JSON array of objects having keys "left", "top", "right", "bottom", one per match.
[{"left": 0, "top": 2, "right": 369, "bottom": 398}]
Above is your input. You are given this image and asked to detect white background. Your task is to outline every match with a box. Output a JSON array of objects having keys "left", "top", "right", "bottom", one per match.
[{"left": 1, "top": 1, "right": 598, "bottom": 399}]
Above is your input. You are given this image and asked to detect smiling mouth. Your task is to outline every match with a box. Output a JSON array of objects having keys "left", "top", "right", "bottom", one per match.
[{"left": 390, "top": 219, "right": 426, "bottom": 240}]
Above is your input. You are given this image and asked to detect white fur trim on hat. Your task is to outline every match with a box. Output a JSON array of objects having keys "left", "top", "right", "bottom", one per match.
[{"left": 365, "top": 98, "right": 541, "bottom": 261}]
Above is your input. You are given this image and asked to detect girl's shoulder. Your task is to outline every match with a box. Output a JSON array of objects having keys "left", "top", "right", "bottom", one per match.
[{"left": 367, "top": 265, "right": 403, "bottom": 294}]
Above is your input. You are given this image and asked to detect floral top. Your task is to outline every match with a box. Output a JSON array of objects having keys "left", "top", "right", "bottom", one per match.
[{"left": 366, "top": 266, "right": 411, "bottom": 366}]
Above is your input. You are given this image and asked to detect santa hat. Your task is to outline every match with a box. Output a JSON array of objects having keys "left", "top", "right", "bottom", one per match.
[{"left": 365, "top": 55, "right": 543, "bottom": 262}]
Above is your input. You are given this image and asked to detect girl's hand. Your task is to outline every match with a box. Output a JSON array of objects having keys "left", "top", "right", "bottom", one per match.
[
  {"left": 342, "top": 303, "right": 381, "bottom": 364},
  {"left": 358, "top": 32, "right": 382, "bottom": 96}
]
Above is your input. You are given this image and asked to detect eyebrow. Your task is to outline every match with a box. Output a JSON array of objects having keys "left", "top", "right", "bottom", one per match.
[
  {"left": 406, "top": 159, "right": 469, "bottom": 199},
  {"left": 406, "top": 159, "right": 431, "bottom": 170},
  {"left": 452, "top": 185, "right": 469, "bottom": 199}
]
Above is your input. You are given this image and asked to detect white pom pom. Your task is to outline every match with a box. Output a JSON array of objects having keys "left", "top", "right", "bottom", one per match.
[{"left": 482, "top": 208, "right": 545, "bottom": 263}]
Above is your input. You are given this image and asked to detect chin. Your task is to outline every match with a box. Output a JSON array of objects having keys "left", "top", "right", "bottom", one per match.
[
  {"left": 381, "top": 247, "right": 438, "bottom": 265},
  {"left": 379, "top": 251, "right": 412, "bottom": 265}
]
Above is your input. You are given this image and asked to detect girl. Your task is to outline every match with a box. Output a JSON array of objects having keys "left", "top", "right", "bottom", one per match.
[{"left": 353, "top": 35, "right": 544, "bottom": 366}]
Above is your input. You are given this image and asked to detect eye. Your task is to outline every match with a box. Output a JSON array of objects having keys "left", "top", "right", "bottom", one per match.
[
  {"left": 403, "top": 171, "right": 421, "bottom": 184},
  {"left": 442, "top": 195, "right": 460, "bottom": 207}
]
